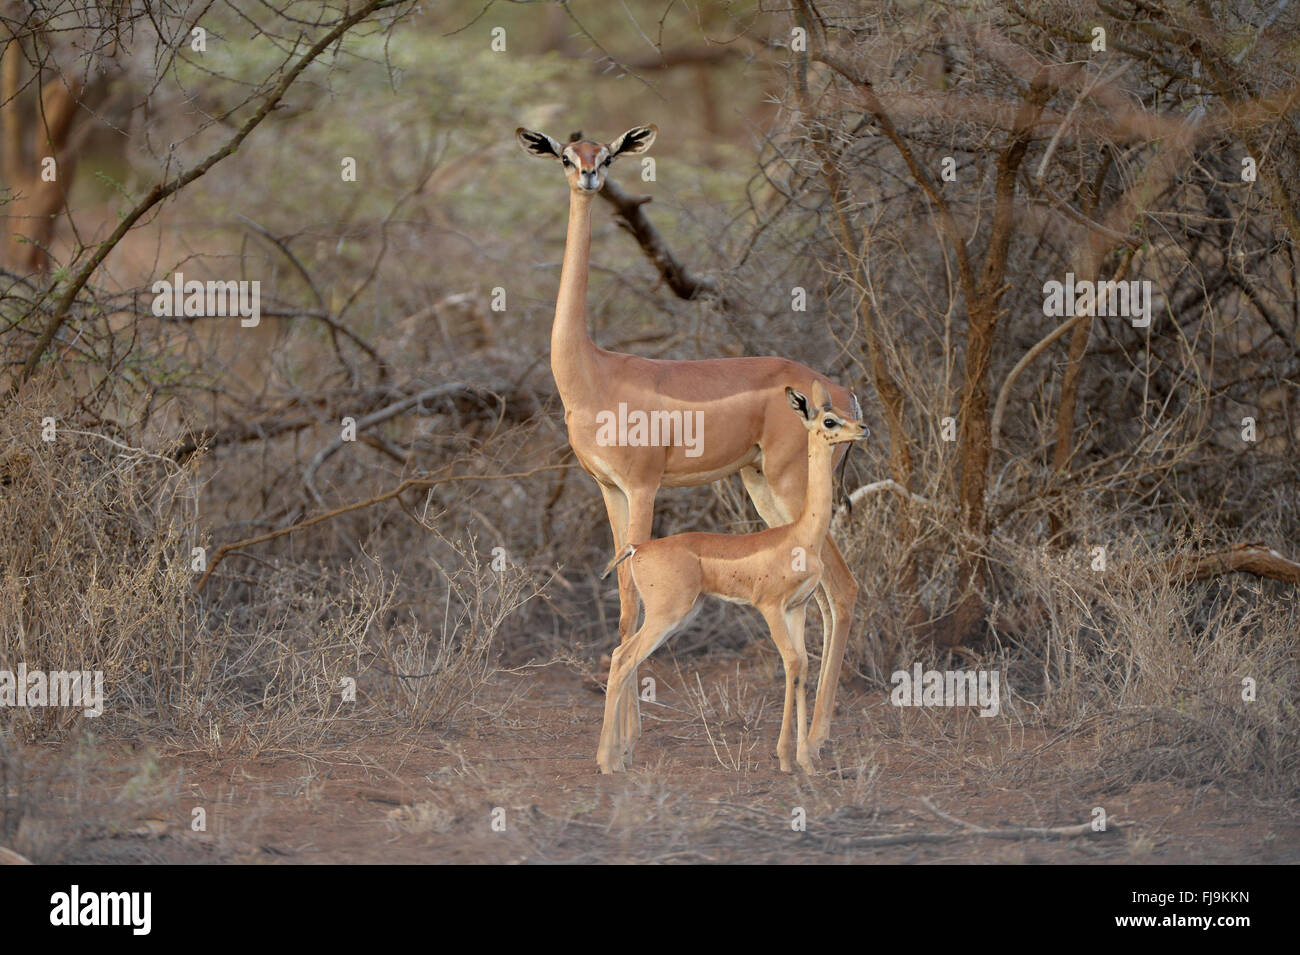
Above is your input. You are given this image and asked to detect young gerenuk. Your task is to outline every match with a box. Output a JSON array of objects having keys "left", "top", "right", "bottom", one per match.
[{"left": 598, "top": 381, "right": 867, "bottom": 774}]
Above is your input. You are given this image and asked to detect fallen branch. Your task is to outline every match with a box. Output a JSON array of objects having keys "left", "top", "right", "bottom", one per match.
[
  {"left": 302, "top": 382, "right": 498, "bottom": 506},
  {"left": 920, "top": 797, "right": 1126, "bottom": 840},
  {"left": 194, "top": 463, "right": 574, "bottom": 592},
  {"left": 844, "top": 479, "right": 942, "bottom": 509},
  {"left": 1166, "top": 542, "right": 1300, "bottom": 589},
  {"left": 173, "top": 381, "right": 544, "bottom": 464},
  {"left": 173, "top": 412, "right": 321, "bottom": 464}
]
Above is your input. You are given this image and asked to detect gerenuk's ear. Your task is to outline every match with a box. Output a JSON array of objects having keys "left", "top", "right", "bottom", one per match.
[
  {"left": 516, "top": 128, "right": 563, "bottom": 159},
  {"left": 608, "top": 124, "right": 657, "bottom": 158},
  {"left": 810, "top": 379, "right": 832, "bottom": 410},
  {"left": 786, "top": 386, "right": 813, "bottom": 421}
]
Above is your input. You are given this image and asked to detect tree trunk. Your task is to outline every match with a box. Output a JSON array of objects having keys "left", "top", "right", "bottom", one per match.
[{"left": 1, "top": 25, "right": 88, "bottom": 274}]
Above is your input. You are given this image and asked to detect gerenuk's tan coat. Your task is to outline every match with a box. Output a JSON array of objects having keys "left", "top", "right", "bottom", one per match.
[{"left": 597, "top": 382, "right": 867, "bottom": 773}]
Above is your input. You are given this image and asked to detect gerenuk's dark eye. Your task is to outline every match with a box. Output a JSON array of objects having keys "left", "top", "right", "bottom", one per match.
[
  {"left": 561, "top": 156, "right": 572, "bottom": 167},
  {"left": 823, "top": 418, "right": 840, "bottom": 429}
]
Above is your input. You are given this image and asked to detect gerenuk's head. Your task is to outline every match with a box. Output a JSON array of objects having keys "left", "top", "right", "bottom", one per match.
[{"left": 515, "top": 125, "right": 657, "bottom": 195}]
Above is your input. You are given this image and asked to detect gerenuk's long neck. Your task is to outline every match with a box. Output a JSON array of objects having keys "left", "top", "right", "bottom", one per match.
[
  {"left": 794, "top": 431, "right": 836, "bottom": 545},
  {"left": 551, "top": 190, "right": 600, "bottom": 401}
]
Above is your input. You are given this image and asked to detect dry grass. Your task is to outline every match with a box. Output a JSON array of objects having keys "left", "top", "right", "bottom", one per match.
[
  {"left": 0, "top": 381, "right": 538, "bottom": 757},
  {"left": 0, "top": 384, "right": 199, "bottom": 740},
  {"left": 834, "top": 506, "right": 1300, "bottom": 798}
]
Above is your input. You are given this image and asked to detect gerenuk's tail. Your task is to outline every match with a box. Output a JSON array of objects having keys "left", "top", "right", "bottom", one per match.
[{"left": 601, "top": 544, "right": 636, "bottom": 580}]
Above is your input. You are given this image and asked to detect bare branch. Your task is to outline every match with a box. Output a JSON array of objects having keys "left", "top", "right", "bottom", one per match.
[{"left": 598, "top": 177, "right": 728, "bottom": 307}]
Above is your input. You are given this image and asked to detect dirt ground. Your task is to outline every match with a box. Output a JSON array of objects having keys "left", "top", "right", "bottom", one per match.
[{"left": 22, "top": 650, "right": 1300, "bottom": 865}]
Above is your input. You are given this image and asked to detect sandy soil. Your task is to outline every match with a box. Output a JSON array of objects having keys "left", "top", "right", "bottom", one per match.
[{"left": 28, "top": 650, "right": 1297, "bottom": 865}]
